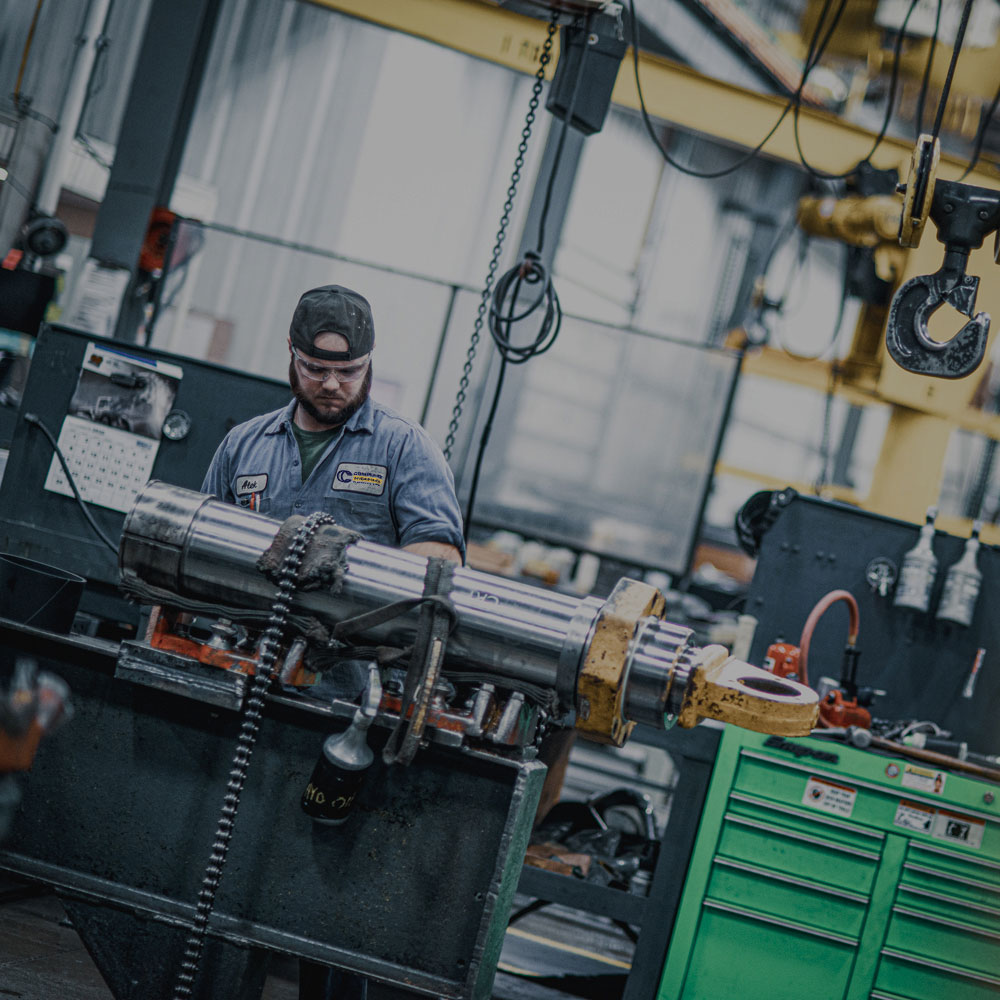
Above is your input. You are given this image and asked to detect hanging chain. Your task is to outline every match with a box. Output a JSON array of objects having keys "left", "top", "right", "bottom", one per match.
[
  {"left": 442, "top": 13, "right": 558, "bottom": 463},
  {"left": 172, "top": 512, "right": 335, "bottom": 1000}
]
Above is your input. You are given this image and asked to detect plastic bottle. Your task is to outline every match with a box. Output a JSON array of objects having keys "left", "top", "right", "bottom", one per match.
[
  {"left": 893, "top": 507, "right": 938, "bottom": 612},
  {"left": 936, "top": 521, "right": 983, "bottom": 626}
]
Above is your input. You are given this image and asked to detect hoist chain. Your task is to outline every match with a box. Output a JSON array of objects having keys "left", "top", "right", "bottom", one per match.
[
  {"left": 442, "top": 13, "right": 558, "bottom": 463},
  {"left": 171, "top": 512, "right": 335, "bottom": 999}
]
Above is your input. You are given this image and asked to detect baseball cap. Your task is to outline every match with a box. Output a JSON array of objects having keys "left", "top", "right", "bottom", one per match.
[{"left": 288, "top": 285, "right": 374, "bottom": 361}]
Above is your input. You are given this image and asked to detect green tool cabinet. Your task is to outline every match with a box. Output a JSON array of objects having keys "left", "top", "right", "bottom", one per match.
[{"left": 658, "top": 728, "right": 1000, "bottom": 1000}]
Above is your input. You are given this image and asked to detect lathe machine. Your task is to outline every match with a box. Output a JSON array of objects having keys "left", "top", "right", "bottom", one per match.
[{"left": 0, "top": 481, "right": 817, "bottom": 999}]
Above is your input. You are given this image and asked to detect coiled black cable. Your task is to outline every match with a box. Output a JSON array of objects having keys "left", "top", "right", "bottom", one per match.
[
  {"left": 462, "top": 15, "right": 593, "bottom": 538},
  {"left": 441, "top": 13, "right": 558, "bottom": 466}
]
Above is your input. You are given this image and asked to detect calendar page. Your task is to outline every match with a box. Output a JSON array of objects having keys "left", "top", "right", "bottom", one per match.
[{"left": 43, "top": 342, "right": 183, "bottom": 514}]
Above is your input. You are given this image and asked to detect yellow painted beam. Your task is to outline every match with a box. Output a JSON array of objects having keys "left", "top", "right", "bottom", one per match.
[
  {"left": 308, "top": 0, "right": 566, "bottom": 76},
  {"left": 714, "top": 462, "right": 860, "bottom": 506},
  {"left": 309, "top": 0, "right": 998, "bottom": 184},
  {"left": 742, "top": 344, "right": 1000, "bottom": 442},
  {"left": 740, "top": 345, "right": 880, "bottom": 403},
  {"left": 716, "top": 461, "right": 1000, "bottom": 544},
  {"left": 866, "top": 409, "right": 952, "bottom": 523}
]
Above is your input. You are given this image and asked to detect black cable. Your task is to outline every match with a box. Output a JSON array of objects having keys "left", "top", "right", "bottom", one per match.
[
  {"left": 442, "top": 13, "right": 558, "bottom": 465},
  {"left": 792, "top": 0, "right": 919, "bottom": 181},
  {"left": 22, "top": 412, "right": 119, "bottom": 555},
  {"left": 959, "top": 79, "right": 1000, "bottom": 181},
  {"left": 462, "top": 14, "right": 590, "bottom": 537},
  {"left": 931, "top": 0, "right": 977, "bottom": 141},
  {"left": 627, "top": 0, "right": 846, "bottom": 179},
  {"left": 915, "top": 0, "right": 943, "bottom": 141},
  {"left": 462, "top": 263, "right": 565, "bottom": 539},
  {"left": 776, "top": 241, "right": 851, "bottom": 361}
]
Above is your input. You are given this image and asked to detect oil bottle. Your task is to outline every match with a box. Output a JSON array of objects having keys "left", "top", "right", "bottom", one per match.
[
  {"left": 936, "top": 521, "right": 983, "bottom": 627},
  {"left": 893, "top": 507, "right": 938, "bottom": 612}
]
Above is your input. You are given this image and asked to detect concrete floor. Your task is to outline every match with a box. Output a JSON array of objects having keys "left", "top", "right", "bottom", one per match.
[{"left": 0, "top": 881, "right": 631, "bottom": 1000}]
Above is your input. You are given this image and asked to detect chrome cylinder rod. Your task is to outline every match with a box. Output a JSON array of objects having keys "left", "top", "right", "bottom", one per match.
[
  {"left": 121, "top": 482, "right": 603, "bottom": 696},
  {"left": 120, "top": 483, "right": 816, "bottom": 734}
]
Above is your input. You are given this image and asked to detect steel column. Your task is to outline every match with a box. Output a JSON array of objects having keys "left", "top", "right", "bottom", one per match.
[{"left": 87, "top": 0, "right": 223, "bottom": 341}]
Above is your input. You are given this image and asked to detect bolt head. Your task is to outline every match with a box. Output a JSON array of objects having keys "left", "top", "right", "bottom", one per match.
[{"left": 986, "top": 791, "right": 996, "bottom": 804}]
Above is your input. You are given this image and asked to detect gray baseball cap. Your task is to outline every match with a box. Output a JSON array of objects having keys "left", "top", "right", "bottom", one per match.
[{"left": 289, "top": 285, "right": 374, "bottom": 361}]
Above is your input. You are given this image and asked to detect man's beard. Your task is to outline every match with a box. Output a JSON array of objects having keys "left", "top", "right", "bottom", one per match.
[{"left": 289, "top": 362, "right": 372, "bottom": 427}]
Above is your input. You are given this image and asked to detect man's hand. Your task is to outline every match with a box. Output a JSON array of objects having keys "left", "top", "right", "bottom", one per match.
[{"left": 404, "top": 541, "right": 462, "bottom": 564}]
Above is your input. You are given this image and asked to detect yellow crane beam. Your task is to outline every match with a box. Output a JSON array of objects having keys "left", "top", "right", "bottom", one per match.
[{"left": 309, "top": 0, "right": 996, "bottom": 184}]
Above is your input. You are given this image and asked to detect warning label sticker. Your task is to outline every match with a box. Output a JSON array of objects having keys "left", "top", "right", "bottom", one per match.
[
  {"left": 803, "top": 777, "right": 857, "bottom": 817},
  {"left": 901, "top": 763, "right": 946, "bottom": 795},
  {"left": 932, "top": 809, "right": 984, "bottom": 850},
  {"left": 894, "top": 800, "right": 934, "bottom": 834}
]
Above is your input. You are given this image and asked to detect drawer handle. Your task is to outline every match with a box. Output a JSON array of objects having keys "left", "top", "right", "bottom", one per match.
[
  {"left": 881, "top": 947, "right": 1000, "bottom": 987},
  {"left": 904, "top": 862, "right": 1000, "bottom": 897},
  {"left": 898, "top": 882, "right": 1000, "bottom": 919},
  {"left": 909, "top": 841, "right": 1000, "bottom": 874},
  {"left": 892, "top": 904, "right": 1000, "bottom": 942},
  {"left": 702, "top": 899, "right": 858, "bottom": 946},
  {"left": 728, "top": 790, "right": 884, "bottom": 841},
  {"left": 713, "top": 856, "right": 869, "bottom": 904},
  {"left": 724, "top": 813, "right": 880, "bottom": 861}
]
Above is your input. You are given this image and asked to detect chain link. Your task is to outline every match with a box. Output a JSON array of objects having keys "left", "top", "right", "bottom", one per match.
[
  {"left": 172, "top": 512, "right": 335, "bottom": 999},
  {"left": 442, "top": 14, "right": 558, "bottom": 463}
]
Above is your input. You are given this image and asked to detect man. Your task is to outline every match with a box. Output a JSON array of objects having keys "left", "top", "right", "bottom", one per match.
[
  {"left": 201, "top": 284, "right": 463, "bottom": 563},
  {"left": 201, "top": 284, "right": 464, "bottom": 1000}
]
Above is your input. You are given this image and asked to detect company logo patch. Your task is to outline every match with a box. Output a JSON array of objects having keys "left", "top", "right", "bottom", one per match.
[
  {"left": 235, "top": 473, "right": 268, "bottom": 496},
  {"left": 332, "top": 463, "right": 386, "bottom": 496}
]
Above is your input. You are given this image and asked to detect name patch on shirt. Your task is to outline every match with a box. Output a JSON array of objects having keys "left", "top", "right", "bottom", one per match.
[
  {"left": 332, "top": 463, "right": 386, "bottom": 496},
  {"left": 235, "top": 473, "right": 268, "bottom": 496}
]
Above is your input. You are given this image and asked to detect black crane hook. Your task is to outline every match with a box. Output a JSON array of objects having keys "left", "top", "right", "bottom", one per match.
[
  {"left": 887, "top": 136, "right": 1000, "bottom": 379},
  {"left": 886, "top": 248, "right": 990, "bottom": 379}
]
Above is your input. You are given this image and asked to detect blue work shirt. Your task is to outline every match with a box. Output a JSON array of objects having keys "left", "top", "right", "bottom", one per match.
[{"left": 201, "top": 397, "right": 465, "bottom": 558}]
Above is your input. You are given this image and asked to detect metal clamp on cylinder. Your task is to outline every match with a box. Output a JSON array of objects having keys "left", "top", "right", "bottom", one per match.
[{"left": 574, "top": 578, "right": 665, "bottom": 747}]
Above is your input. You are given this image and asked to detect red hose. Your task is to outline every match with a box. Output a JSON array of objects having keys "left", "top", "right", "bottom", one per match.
[{"left": 798, "top": 589, "right": 860, "bottom": 690}]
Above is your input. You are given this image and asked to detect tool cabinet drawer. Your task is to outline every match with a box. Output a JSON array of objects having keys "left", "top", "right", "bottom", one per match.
[
  {"left": 884, "top": 904, "right": 1000, "bottom": 975},
  {"left": 717, "top": 810, "right": 880, "bottom": 893},
  {"left": 706, "top": 855, "right": 869, "bottom": 938},
  {"left": 728, "top": 790, "right": 886, "bottom": 854},
  {"left": 907, "top": 841, "right": 1000, "bottom": 886},
  {"left": 874, "top": 947, "right": 1000, "bottom": 1000},
  {"left": 896, "top": 879, "right": 1000, "bottom": 937},
  {"left": 679, "top": 902, "right": 857, "bottom": 1000}
]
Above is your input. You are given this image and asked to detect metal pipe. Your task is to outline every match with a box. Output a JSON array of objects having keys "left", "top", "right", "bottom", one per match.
[{"left": 35, "top": 0, "right": 114, "bottom": 217}]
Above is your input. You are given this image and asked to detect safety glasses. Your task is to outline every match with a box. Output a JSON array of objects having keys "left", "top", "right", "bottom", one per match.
[{"left": 292, "top": 347, "right": 370, "bottom": 383}]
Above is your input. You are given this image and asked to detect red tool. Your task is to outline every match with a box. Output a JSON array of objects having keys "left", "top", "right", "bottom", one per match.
[{"left": 763, "top": 590, "right": 873, "bottom": 729}]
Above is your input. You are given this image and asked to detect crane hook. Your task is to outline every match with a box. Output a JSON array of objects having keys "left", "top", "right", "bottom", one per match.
[{"left": 887, "top": 135, "right": 1000, "bottom": 379}]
